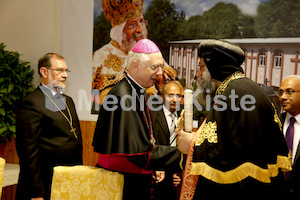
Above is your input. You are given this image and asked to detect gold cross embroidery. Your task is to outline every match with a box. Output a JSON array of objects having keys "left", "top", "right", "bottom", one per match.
[
  {"left": 104, "top": 54, "right": 125, "bottom": 72},
  {"left": 195, "top": 121, "right": 218, "bottom": 146}
]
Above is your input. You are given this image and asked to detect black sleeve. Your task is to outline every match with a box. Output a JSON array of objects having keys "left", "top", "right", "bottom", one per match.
[
  {"left": 16, "top": 99, "right": 46, "bottom": 197},
  {"left": 127, "top": 145, "right": 181, "bottom": 172}
]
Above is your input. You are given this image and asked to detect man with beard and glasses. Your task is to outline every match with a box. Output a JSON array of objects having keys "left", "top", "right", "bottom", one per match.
[
  {"left": 16, "top": 53, "right": 83, "bottom": 200},
  {"left": 194, "top": 57, "right": 217, "bottom": 125},
  {"left": 176, "top": 39, "right": 291, "bottom": 199},
  {"left": 91, "top": 0, "right": 177, "bottom": 112},
  {"left": 196, "top": 57, "right": 218, "bottom": 108}
]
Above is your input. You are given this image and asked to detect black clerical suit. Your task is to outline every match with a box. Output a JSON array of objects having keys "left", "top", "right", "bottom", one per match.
[
  {"left": 93, "top": 75, "right": 181, "bottom": 200},
  {"left": 16, "top": 86, "right": 83, "bottom": 200},
  {"left": 281, "top": 112, "right": 300, "bottom": 197},
  {"left": 152, "top": 108, "right": 179, "bottom": 200}
]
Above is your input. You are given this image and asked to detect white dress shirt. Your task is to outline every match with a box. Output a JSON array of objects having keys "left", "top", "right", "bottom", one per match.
[
  {"left": 162, "top": 105, "right": 178, "bottom": 133},
  {"left": 283, "top": 112, "right": 300, "bottom": 164}
]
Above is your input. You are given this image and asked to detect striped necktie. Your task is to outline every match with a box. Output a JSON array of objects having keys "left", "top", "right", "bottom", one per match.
[{"left": 169, "top": 113, "right": 177, "bottom": 147}]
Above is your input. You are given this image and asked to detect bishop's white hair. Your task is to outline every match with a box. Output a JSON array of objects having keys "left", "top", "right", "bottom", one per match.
[{"left": 126, "top": 51, "right": 150, "bottom": 70}]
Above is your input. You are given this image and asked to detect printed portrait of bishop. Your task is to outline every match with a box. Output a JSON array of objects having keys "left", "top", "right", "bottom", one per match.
[{"left": 91, "top": 0, "right": 178, "bottom": 113}]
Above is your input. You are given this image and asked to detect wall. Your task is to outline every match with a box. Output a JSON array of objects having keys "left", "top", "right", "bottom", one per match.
[
  {"left": 60, "top": 0, "right": 98, "bottom": 121},
  {"left": 0, "top": 0, "right": 97, "bottom": 121},
  {"left": 0, "top": 0, "right": 61, "bottom": 87},
  {"left": 0, "top": 1, "right": 102, "bottom": 198}
]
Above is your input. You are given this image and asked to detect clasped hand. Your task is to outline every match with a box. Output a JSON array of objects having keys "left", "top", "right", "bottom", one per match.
[
  {"left": 175, "top": 128, "right": 195, "bottom": 154},
  {"left": 153, "top": 171, "right": 165, "bottom": 183}
]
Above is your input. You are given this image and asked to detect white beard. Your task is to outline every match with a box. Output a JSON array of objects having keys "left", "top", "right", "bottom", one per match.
[
  {"left": 47, "top": 72, "right": 66, "bottom": 94},
  {"left": 196, "top": 68, "right": 217, "bottom": 107}
]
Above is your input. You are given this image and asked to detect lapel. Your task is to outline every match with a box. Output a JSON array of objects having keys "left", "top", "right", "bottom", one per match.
[
  {"left": 293, "top": 142, "right": 300, "bottom": 167},
  {"left": 281, "top": 112, "right": 300, "bottom": 167},
  {"left": 155, "top": 110, "right": 170, "bottom": 141},
  {"left": 293, "top": 114, "right": 300, "bottom": 167},
  {"left": 280, "top": 112, "right": 286, "bottom": 125}
]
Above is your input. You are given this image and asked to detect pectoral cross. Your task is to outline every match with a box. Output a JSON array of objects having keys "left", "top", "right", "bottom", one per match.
[
  {"left": 150, "top": 135, "right": 156, "bottom": 145},
  {"left": 70, "top": 126, "right": 78, "bottom": 139}
]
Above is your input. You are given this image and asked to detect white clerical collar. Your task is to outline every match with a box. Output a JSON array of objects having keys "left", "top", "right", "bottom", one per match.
[
  {"left": 127, "top": 73, "right": 146, "bottom": 90},
  {"left": 41, "top": 83, "right": 62, "bottom": 96}
]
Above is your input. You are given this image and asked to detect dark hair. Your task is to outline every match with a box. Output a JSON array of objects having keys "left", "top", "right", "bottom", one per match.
[
  {"left": 161, "top": 81, "right": 182, "bottom": 96},
  {"left": 38, "top": 53, "right": 65, "bottom": 76}
]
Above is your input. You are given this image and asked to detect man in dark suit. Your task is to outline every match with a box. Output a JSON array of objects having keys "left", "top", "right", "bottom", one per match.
[
  {"left": 152, "top": 81, "right": 183, "bottom": 200},
  {"left": 279, "top": 75, "right": 300, "bottom": 197},
  {"left": 16, "top": 53, "right": 83, "bottom": 200}
]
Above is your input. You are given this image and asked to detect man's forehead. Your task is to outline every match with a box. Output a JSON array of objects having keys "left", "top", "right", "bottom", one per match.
[
  {"left": 126, "top": 15, "right": 144, "bottom": 24},
  {"left": 51, "top": 59, "right": 67, "bottom": 68},
  {"left": 166, "top": 91, "right": 181, "bottom": 95},
  {"left": 281, "top": 78, "right": 300, "bottom": 88},
  {"left": 165, "top": 83, "right": 181, "bottom": 91},
  {"left": 282, "top": 78, "right": 300, "bottom": 86}
]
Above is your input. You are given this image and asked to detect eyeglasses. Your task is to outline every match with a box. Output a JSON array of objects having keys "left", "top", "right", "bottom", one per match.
[
  {"left": 279, "top": 89, "right": 300, "bottom": 97},
  {"left": 197, "top": 63, "right": 206, "bottom": 71},
  {"left": 197, "top": 63, "right": 206, "bottom": 67},
  {"left": 49, "top": 68, "right": 71, "bottom": 75},
  {"left": 124, "top": 19, "right": 148, "bottom": 30},
  {"left": 137, "top": 60, "right": 164, "bottom": 71}
]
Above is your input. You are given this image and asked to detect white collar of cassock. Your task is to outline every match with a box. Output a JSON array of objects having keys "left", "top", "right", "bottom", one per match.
[
  {"left": 127, "top": 73, "right": 146, "bottom": 91},
  {"left": 41, "top": 83, "right": 63, "bottom": 96}
]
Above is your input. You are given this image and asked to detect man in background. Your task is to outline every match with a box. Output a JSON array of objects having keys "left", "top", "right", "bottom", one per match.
[
  {"left": 279, "top": 75, "right": 300, "bottom": 197},
  {"left": 152, "top": 81, "right": 183, "bottom": 200},
  {"left": 16, "top": 53, "right": 83, "bottom": 200}
]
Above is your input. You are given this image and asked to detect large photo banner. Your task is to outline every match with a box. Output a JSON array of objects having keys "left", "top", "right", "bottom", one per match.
[{"left": 91, "top": 0, "right": 300, "bottom": 114}]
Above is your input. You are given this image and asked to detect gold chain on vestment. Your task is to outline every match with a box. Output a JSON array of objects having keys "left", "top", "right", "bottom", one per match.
[{"left": 40, "top": 86, "right": 78, "bottom": 139}]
